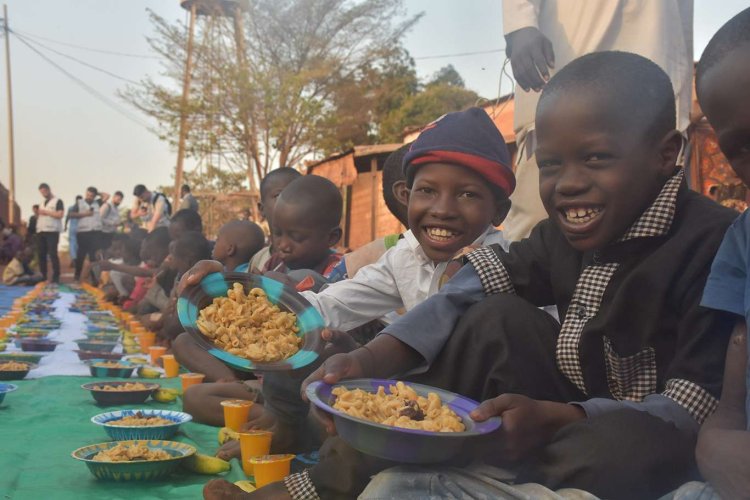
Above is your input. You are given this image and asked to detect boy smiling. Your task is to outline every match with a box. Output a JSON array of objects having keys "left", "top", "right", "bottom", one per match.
[{"left": 252, "top": 52, "right": 738, "bottom": 500}]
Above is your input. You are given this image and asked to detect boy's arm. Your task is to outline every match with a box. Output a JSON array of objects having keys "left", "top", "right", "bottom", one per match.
[
  {"left": 148, "top": 197, "right": 165, "bottom": 232},
  {"left": 300, "top": 249, "right": 406, "bottom": 332},
  {"left": 696, "top": 321, "right": 750, "bottom": 500}
]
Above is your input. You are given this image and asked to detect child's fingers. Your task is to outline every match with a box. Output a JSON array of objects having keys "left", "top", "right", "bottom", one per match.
[{"left": 470, "top": 394, "right": 513, "bottom": 421}]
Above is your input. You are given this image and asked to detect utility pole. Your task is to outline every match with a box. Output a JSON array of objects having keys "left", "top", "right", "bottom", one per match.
[
  {"left": 3, "top": 4, "right": 15, "bottom": 224},
  {"left": 173, "top": 1, "right": 197, "bottom": 207}
]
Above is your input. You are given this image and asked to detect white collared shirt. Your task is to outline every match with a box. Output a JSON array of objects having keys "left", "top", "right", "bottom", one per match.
[{"left": 300, "top": 226, "right": 510, "bottom": 332}]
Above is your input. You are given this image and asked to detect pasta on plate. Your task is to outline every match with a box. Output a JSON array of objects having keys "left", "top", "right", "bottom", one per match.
[
  {"left": 197, "top": 283, "right": 301, "bottom": 362},
  {"left": 92, "top": 442, "right": 171, "bottom": 462},
  {"left": 332, "top": 381, "right": 465, "bottom": 432}
]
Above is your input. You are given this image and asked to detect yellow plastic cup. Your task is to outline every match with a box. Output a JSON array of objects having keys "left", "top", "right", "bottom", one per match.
[
  {"left": 221, "top": 399, "right": 254, "bottom": 432},
  {"left": 180, "top": 372, "right": 205, "bottom": 392},
  {"left": 238, "top": 431, "right": 273, "bottom": 477},
  {"left": 161, "top": 354, "right": 180, "bottom": 377},
  {"left": 148, "top": 345, "right": 168, "bottom": 365},
  {"left": 249, "top": 454, "right": 295, "bottom": 488}
]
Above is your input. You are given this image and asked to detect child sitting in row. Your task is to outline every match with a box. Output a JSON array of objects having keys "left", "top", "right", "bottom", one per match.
[
  {"left": 184, "top": 108, "right": 515, "bottom": 459},
  {"left": 3, "top": 247, "right": 43, "bottom": 286},
  {"left": 668, "top": 8, "right": 750, "bottom": 500},
  {"left": 206, "top": 51, "right": 739, "bottom": 500},
  {"left": 249, "top": 167, "right": 302, "bottom": 272}
]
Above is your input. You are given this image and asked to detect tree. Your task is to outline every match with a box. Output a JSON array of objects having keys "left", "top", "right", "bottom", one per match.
[
  {"left": 429, "top": 64, "right": 465, "bottom": 87},
  {"left": 121, "top": 1, "right": 421, "bottom": 192}
]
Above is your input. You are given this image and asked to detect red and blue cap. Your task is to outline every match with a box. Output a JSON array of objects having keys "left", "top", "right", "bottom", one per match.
[{"left": 403, "top": 107, "right": 515, "bottom": 197}]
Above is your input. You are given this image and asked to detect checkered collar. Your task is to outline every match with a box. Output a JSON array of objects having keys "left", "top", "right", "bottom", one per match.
[{"left": 618, "top": 169, "right": 684, "bottom": 243}]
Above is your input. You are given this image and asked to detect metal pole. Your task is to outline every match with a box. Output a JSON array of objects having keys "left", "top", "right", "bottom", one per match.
[
  {"left": 3, "top": 4, "right": 15, "bottom": 224},
  {"left": 173, "top": 2, "right": 197, "bottom": 207}
]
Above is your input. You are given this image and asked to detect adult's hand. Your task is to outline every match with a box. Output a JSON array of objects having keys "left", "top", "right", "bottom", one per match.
[
  {"left": 176, "top": 259, "right": 223, "bottom": 295},
  {"left": 471, "top": 394, "right": 583, "bottom": 461},
  {"left": 505, "top": 26, "right": 555, "bottom": 92}
]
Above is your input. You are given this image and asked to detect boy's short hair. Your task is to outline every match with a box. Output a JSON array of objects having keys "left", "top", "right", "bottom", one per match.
[
  {"left": 87, "top": 186, "right": 98, "bottom": 195},
  {"left": 143, "top": 226, "right": 171, "bottom": 250},
  {"left": 259, "top": 167, "right": 301, "bottom": 197},
  {"left": 277, "top": 175, "right": 342, "bottom": 229},
  {"left": 38, "top": 183, "right": 50, "bottom": 190},
  {"left": 133, "top": 184, "right": 147, "bottom": 197},
  {"left": 219, "top": 220, "right": 265, "bottom": 262},
  {"left": 696, "top": 7, "right": 750, "bottom": 95},
  {"left": 539, "top": 51, "right": 676, "bottom": 143},
  {"left": 170, "top": 208, "right": 203, "bottom": 233},
  {"left": 403, "top": 107, "right": 515, "bottom": 199},
  {"left": 382, "top": 143, "right": 410, "bottom": 226},
  {"left": 114, "top": 191, "right": 124, "bottom": 198},
  {"left": 173, "top": 231, "right": 211, "bottom": 263}
]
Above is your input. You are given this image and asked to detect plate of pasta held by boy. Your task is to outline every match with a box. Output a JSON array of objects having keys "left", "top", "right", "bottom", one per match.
[{"left": 177, "top": 271, "right": 325, "bottom": 372}]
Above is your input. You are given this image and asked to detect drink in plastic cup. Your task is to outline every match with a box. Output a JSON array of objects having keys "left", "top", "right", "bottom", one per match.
[
  {"left": 149, "top": 346, "right": 168, "bottom": 365},
  {"left": 180, "top": 372, "right": 205, "bottom": 392},
  {"left": 138, "top": 333, "right": 156, "bottom": 353},
  {"left": 250, "top": 454, "right": 295, "bottom": 488},
  {"left": 161, "top": 354, "right": 180, "bottom": 377},
  {"left": 238, "top": 431, "right": 273, "bottom": 477},
  {"left": 221, "top": 399, "right": 254, "bottom": 432}
]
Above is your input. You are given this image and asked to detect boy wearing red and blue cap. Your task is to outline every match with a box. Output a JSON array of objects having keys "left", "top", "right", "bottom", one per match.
[{"left": 190, "top": 107, "right": 516, "bottom": 456}]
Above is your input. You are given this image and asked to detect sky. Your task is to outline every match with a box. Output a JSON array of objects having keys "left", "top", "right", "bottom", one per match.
[{"left": 0, "top": 0, "right": 747, "bottom": 222}]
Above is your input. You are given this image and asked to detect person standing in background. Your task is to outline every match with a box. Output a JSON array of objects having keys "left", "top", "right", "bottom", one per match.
[
  {"left": 500, "top": 0, "right": 693, "bottom": 241},
  {"left": 69, "top": 186, "right": 103, "bottom": 282},
  {"left": 131, "top": 184, "right": 171, "bottom": 232},
  {"left": 178, "top": 184, "right": 199, "bottom": 212},
  {"left": 99, "top": 190, "right": 123, "bottom": 252},
  {"left": 36, "top": 182, "right": 64, "bottom": 283},
  {"left": 27, "top": 205, "right": 38, "bottom": 243},
  {"left": 65, "top": 195, "right": 82, "bottom": 266}
]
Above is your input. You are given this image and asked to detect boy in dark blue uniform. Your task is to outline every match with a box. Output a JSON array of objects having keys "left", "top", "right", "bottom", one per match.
[{"left": 205, "top": 52, "right": 737, "bottom": 500}]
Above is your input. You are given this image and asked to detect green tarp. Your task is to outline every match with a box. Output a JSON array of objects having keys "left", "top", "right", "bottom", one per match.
[{"left": 0, "top": 376, "right": 246, "bottom": 499}]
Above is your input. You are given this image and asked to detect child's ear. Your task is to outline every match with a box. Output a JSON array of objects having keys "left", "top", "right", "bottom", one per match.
[
  {"left": 328, "top": 227, "right": 343, "bottom": 247},
  {"left": 227, "top": 243, "right": 236, "bottom": 257},
  {"left": 492, "top": 197, "right": 512, "bottom": 227},
  {"left": 257, "top": 202, "right": 265, "bottom": 219},
  {"left": 393, "top": 181, "right": 409, "bottom": 208},
  {"left": 656, "top": 130, "right": 684, "bottom": 178}
]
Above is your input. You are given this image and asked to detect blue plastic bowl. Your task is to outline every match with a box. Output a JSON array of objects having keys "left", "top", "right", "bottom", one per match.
[
  {"left": 71, "top": 439, "right": 196, "bottom": 481},
  {"left": 92, "top": 409, "right": 192, "bottom": 440},
  {"left": 87, "top": 360, "right": 135, "bottom": 378},
  {"left": 177, "top": 272, "right": 324, "bottom": 372},
  {"left": 0, "top": 383, "right": 18, "bottom": 404},
  {"left": 306, "top": 379, "right": 502, "bottom": 463}
]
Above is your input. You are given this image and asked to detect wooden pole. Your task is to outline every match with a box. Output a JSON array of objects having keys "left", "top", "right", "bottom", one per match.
[
  {"left": 3, "top": 4, "right": 15, "bottom": 224},
  {"left": 173, "top": 2, "right": 197, "bottom": 207},
  {"left": 231, "top": 5, "right": 260, "bottom": 222},
  {"left": 370, "top": 156, "right": 378, "bottom": 241}
]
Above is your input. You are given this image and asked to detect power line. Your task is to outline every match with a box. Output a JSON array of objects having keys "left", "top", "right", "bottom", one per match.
[
  {"left": 413, "top": 48, "right": 505, "bottom": 60},
  {"left": 11, "top": 32, "right": 152, "bottom": 129},
  {"left": 12, "top": 30, "right": 141, "bottom": 84},
  {"left": 11, "top": 28, "right": 160, "bottom": 59}
]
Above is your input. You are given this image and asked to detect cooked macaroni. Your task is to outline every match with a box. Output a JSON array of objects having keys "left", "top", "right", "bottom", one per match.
[
  {"left": 93, "top": 361, "right": 130, "bottom": 369},
  {"left": 92, "top": 442, "right": 171, "bottom": 462},
  {"left": 94, "top": 382, "right": 150, "bottom": 392},
  {"left": 332, "top": 381, "right": 465, "bottom": 432},
  {"left": 0, "top": 361, "right": 29, "bottom": 371},
  {"left": 196, "top": 283, "right": 301, "bottom": 362},
  {"left": 108, "top": 412, "right": 174, "bottom": 427}
]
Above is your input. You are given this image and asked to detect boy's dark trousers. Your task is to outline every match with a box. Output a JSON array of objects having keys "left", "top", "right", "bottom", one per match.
[
  {"left": 37, "top": 231, "right": 60, "bottom": 282},
  {"left": 75, "top": 230, "right": 101, "bottom": 281},
  {"left": 308, "top": 294, "right": 700, "bottom": 500}
]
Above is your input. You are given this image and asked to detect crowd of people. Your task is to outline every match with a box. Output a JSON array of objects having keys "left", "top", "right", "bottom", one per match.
[{"left": 6, "top": 5, "right": 750, "bottom": 500}]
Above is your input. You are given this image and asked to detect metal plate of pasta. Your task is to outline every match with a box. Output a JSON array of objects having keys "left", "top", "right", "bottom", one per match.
[
  {"left": 306, "top": 379, "right": 502, "bottom": 463},
  {"left": 177, "top": 272, "right": 325, "bottom": 372}
]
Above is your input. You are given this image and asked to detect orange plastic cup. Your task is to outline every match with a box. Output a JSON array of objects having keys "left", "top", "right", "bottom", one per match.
[
  {"left": 238, "top": 431, "right": 273, "bottom": 477},
  {"left": 250, "top": 454, "right": 295, "bottom": 487},
  {"left": 138, "top": 333, "right": 156, "bottom": 353},
  {"left": 180, "top": 372, "right": 205, "bottom": 392},
  {"left": 161, "top": 354, "right": 180, "bottom": 377},
  {"left": 221, "top": 399, "right": 254, "bottom": 432},
  {"left": 148, "top": 346, "right": 168, "bottom": 365}
]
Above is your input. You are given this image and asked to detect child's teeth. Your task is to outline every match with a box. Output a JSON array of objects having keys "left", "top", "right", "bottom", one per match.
[
  {"left": 564, "top": 207, "right": 601, "bottom": 224},
  {"left": 427, "top": 228, "right": 457, "bottom": 240}
]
